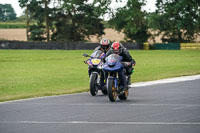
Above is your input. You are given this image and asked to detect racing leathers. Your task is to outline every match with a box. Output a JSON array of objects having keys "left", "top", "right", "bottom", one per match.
[{"left": 106, "top": 45, "right": 136, "bottom": 89}]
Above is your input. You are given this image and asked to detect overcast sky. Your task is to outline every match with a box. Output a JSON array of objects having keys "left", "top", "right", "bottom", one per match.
[{"left": 0, "top": 0, "right": 156, "bottom": 17}]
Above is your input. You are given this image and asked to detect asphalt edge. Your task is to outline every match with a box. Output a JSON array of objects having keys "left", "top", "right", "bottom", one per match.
[{"left": 1, "top": 74, "right": 200, "bottom": 104}]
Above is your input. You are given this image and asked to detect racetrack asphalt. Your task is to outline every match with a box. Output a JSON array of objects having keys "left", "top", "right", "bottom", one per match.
[{"left": 0, "top": 76, "right": 200, "bottom": 133}]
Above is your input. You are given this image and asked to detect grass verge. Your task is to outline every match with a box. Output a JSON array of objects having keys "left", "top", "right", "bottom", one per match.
[{"left": 0, "top": 50, "right": 200, "bottom": 102}]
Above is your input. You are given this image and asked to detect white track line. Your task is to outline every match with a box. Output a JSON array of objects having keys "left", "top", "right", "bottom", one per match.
[
  {"left": 130, "top": 74, "right": 200, "bottom": 87},
  {"left": 2, "top": 103, "right": 200, "bottom": 107},
  {"left": 0, "top": 121, "right": 200, "bottom": 125}
]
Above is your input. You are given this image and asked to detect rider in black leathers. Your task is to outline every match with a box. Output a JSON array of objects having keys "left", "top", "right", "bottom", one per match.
[{"left": 106, "top": 42, "right": 136, "bottom": 90}]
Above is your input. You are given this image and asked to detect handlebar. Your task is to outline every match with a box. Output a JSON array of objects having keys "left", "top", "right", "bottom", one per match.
[
  {"left": 121, "top": 62, "right": 131, "bottom": 67},
  {"left": 84, "top": 60, "right": 88, "bottom": 64}
]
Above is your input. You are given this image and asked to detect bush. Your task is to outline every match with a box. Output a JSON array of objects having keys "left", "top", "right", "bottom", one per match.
[{"left": 0, "top": 22, "right": 26, "bottom": 28}]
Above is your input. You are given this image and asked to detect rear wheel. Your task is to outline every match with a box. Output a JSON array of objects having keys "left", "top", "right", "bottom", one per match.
[
  {"left": 118, "top": 88, "right": 129, "bottom": 100},
  {"left": 90, "top": 73, "right": 98, "bottom": 96},
  {"left": 107, "top": 78, "right": 117, "bottom": 102},
  {"left": 101, "top": 86, "right": 107, "bottom": 95}
]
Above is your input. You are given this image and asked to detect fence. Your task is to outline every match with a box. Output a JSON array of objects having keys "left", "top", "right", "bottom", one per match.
[
  {"left": 145, "top": 42, "right": 200, "bottom": 50},
  {"left": 0, "top": 41, "right": 142, "bottom": 50},
  {"left": 180, "top": 43, "right": 200, "bottom": 50},
  {"left": 153, "top": 43, "right": 180, "bottom": 50},
  {"left": 1, "top": 41, "right": 199, "bottom": 50}
]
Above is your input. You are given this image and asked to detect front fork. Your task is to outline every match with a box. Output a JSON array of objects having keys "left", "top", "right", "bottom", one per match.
[
  {"left": 108, "top": 72, "right": 119, "bottom": 90},
  {"left": 95, "top": 71, "right": 105, "bottom": 89},
  {"left": 97, "top": 74, "right": 101, "bottom": 85}
]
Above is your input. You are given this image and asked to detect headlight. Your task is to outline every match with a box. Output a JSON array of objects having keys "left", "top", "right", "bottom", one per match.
[{"left": 98, "top": 65, "right": 102, "bottom": 69}]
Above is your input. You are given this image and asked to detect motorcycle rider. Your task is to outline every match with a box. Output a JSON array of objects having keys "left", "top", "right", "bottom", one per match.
[
  {"left": 106, "top": 42, "right": 136, "bottom": 90},
  {"left": 87, "top": 38, "right": 111, "bottom": 90},
  {"left": 94, "top": 38, "right": 111, "bottom": 54},
  {"left": 88, "top": 38, "right": 111, "bottom": 76},
  {"left": 88, "top": 38, "right": 111, "bottom": 74}
]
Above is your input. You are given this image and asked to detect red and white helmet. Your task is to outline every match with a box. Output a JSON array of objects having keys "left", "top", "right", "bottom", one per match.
[
  {"left": 100, "top": 38, "right": 110, "bottom": 51},
  {"left": 100, "top": 38, "right": 110, "bottom": 45},
  {"left": 111, "top": 42, "right": 122, "bottom": 54}
]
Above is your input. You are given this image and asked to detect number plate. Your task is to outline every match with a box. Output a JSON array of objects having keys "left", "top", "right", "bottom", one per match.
[{"left": 91, "top": 59, "right": 100, "bottom": 65}]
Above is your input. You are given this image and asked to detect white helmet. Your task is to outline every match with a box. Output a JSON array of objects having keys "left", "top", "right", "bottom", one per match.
[{"left": 99, "top": 38, "right": 110, "bottom": 51}]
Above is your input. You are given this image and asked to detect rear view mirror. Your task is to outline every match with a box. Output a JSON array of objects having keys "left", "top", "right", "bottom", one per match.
[{"left": 83, "top": 54, "right": 89, "bottom": 57}]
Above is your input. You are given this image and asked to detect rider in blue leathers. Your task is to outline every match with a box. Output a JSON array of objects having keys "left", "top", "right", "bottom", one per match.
[{"left": 88, "top": 38, "right": 111, "bottom": 89}]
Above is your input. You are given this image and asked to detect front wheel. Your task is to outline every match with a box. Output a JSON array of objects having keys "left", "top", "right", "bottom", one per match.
[
  {"left": 90, "top": 73, "right": 98, "bottom": 96},
  {"left": 107, "top": 78, "right": 117, "bottom": 102}
]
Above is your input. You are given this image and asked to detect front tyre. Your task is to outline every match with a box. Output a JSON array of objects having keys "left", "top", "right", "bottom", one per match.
[
  {"left": 90, "top": 73, "right": 98, "bottom": 96},
  {"left": 107, "top": 78, "right": 117, "bottom": 102}
]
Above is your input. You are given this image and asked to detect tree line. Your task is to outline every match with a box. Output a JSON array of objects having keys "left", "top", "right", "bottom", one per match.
[
  {"left": 1, "top": 0, "right": 200, "bottom": 43},
  {"left": 0, "top": 4, "right": 16, "bottom": 21}
]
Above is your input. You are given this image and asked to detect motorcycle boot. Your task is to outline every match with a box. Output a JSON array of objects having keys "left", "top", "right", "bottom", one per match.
[
  {"left": 119, "top": 85, "right": 124, "bottom": 92},
  {"left": 127, "top": 75, "right": 131, "bottom": 85},
  {"left": 119, "top": 85, "right": 128, "bottom": 95}
]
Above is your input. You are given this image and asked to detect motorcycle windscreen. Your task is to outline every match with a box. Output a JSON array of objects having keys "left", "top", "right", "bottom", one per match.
[
  {"left": 106, "top": 54, "right": 122, "bottom": 66},
  {"left": 103, "top": 54, "right": 123, "bottom": 72},
  {"left": 91, "top": 50, "right": 104, "bottom": 58}
]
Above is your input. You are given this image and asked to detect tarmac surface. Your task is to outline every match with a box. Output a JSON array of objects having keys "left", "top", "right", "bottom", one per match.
[{"left": 0, "top": 77, "right": 200, "bottom": 133}]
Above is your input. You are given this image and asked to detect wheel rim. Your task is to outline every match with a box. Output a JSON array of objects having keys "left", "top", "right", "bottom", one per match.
[
  {"left": 124, "top": 89, "right": 128, "bottom": 97},
  {"left": 112, "top": 86, "right": 117, "bottom": 100}
]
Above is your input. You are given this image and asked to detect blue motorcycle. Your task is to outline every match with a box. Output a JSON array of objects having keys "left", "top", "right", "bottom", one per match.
[
  {"left": 83, "top": 50, "right": 107, "bottom": 96},
  {"left": 103, "top": 54, "right": 129, "bottom": 102}
]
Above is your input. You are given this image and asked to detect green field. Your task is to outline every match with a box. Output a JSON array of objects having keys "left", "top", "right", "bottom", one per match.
[{"left": 0, "top": 50, "right": 200, "bottom": 102}]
